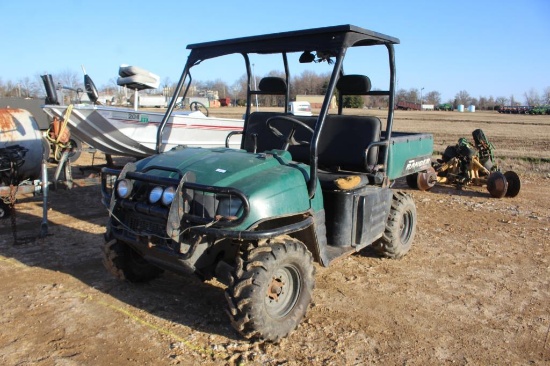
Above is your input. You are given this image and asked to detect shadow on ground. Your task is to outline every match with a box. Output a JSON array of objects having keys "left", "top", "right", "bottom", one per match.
[{"left": 1, "top": 176, "right": 240, "bottom": 341}]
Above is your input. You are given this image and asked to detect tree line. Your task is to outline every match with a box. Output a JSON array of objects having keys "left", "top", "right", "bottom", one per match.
[{"left": 2, "top": 70, "right": 549, "bottom": 110}]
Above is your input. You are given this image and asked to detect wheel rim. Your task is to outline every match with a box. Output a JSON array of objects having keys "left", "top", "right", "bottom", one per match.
[
  {"left": 265, "top": 265, "right": 301, "bottom": 318},
  {"left": 487, "top": 171, "right": 508, "bottom": 198},
  {"left": 400, "top": 210, "right": 413, "bottom": 243}
]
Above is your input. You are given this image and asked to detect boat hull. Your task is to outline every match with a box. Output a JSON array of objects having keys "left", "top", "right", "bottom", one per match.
[{"left": 41, "top": 104, "right": 244, "bottom": 157}]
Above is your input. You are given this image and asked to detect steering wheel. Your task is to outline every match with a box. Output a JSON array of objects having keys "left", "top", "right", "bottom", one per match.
[
  {"left": 189, "top": 101, "right": 209, "bottom": 116},
  {"left": 266, "top": 115, "right": 314, "bottom": 150}
]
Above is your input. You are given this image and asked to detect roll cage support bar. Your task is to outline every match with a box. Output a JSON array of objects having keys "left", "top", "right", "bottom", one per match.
[{"left": 156, "top": 37, "right": 398, "bottom": 199}]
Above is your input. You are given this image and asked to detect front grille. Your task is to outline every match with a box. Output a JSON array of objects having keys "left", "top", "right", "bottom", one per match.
[
  {"left": 126, "top": 213, "right": 166, "bottom": 237},
  {"left": 117, "top": 170, "right": 250, "bottom": 229}
]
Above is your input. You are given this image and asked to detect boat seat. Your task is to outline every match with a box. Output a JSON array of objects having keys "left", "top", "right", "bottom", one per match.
[{"left": 116, "top": 65, "right": 160, "bottom": 91}]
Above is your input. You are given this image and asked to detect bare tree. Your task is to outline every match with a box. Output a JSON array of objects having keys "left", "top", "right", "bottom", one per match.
[
  {"left": 478, "top": 96, "right": 495, "bottom": 110},
  {"left": 543, "top": 87, "right": 550, "bottom": 105},
  {"left": 16, "top": 77, "right": 36, "bottom": 98},
  {"left": 495, "top": 96, "right": 508, "bottom": 106},
  {"left": 364, "top": 90, "right": 389, "bottom": 109},
  {"left": 2, "top": 80, "right": 19, "bottom": 97},
  {"left": 524, "top": 88, "right": 541, "bottom": 106},
  {"left": 396, "top": 88, "right": 408, "bottom": 103},
  {"left": 55, "top": 69, "right": 80, "bottom": 90},
  {"left": 231, "top": 74, "right": 248, "bottom": 106},
  {"left": 48, "top": 69, "right": 82, "bottom": 104},
  {"left": 424, "top": 91, "right": 441, "bottom": 105},
  {"left": 454, "top": 90, "right": 471, "bottom": 106}
]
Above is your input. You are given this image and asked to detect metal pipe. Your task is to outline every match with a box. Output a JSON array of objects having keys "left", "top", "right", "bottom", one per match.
[
  {"left": 381, "top": 43, "right": 397, "bottom": 184},
  {"left": 283, "top": 52, "right": 290, "bottom": 112},
  {"left": 39, "top": 159, "right": 48, "bottom": 238},
  {"left": 307, "top": 48, "right": 346, "bottom": 198},
  {"left": 156, "top": 65, "right": 191, "bottom": 153}
]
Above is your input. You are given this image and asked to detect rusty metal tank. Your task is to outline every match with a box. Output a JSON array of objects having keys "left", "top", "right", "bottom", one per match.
[{"left": 1, "top": 108, "right": 47, "bottom": 181}]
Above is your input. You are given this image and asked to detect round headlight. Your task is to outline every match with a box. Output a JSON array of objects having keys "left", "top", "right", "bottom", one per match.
[
  {"left": 148, "top": 186, "right": 164, "bottom": 204},
  {"left": 116, "top": 179, "right": 132, "bottom": 198},
  {"left": 161, "top": 186, "right": 176, "bottom": 206}
]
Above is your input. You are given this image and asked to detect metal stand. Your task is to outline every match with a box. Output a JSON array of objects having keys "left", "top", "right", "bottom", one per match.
[
  {"left": 39, "top": 159, "right": 48, "bottom": 238},
  {"left": 53, "top": 150, "right": 73, "bottom": 190}
]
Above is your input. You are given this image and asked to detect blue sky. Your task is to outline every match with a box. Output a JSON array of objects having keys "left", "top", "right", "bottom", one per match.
[{"left": 3, "top": 0, "right": 549, "bottom": 102}]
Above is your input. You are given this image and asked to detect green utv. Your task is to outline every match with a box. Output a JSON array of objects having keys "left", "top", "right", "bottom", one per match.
[{"left": 101, "top": 25, "right": 433, "bottom": 341}]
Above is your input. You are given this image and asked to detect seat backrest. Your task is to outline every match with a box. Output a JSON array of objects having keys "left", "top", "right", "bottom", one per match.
[
  {"left": 257, "top": 77, "right": 287, "bottom": 95},
  {"left": 317, "top": 115, "right": 381, "bottom": 172},
  {"left": 242, "top": 112, "right": 381, "bottom": 171},
  {"left": 242, "top": 77, "right": 289, "bottom": 152},
  {"left": 242, "top": 73, "right": 381, "bottom": 171}
]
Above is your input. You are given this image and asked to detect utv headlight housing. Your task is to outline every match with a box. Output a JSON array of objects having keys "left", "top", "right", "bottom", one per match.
[
  {"left": 216, "top": 197, "right": 242, "bottom": 218},
  {"left": 148, "top": 186, "right": 164, "bottom": 204},
  {"left": 161, "top": 186, "right": 176, "bottom": 206},
  {"left": 116, "top": 179, "right": 132, "bottom": 199}
]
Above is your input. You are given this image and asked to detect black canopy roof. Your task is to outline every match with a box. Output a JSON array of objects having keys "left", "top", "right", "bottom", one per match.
[{"left": 185, "top": 24, "right": 400, "bottom": 64}]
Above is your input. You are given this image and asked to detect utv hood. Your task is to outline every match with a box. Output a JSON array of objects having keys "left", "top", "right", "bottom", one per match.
[{"left": 134, "top": 147, "right": 316, "bottom": 227}]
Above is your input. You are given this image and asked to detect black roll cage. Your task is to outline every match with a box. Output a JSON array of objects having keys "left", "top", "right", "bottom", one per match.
[{"left": 157, "top": 24, "right": 400, "bottom": 198}]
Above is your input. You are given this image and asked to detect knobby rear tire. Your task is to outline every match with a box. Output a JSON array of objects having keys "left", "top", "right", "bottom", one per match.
[{"left": 373, "top": 191, "right": 417, "bottom": 259}]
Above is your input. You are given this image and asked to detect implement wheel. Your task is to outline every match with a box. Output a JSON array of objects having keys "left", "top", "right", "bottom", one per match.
[
  {"left": 504, "top": 171, "right": 521, "bottom": 198},
  {"left": 406, "top": 167, "right": 436, "bottom": 191},
  {"left": 417, "top": 167, "right": 437, "bottom": 191},
  {"left": 225, "top": 236, "right": 315, "bottom": 341},
  {"left": 487, "top": 171, "right": 508, "bottom": 198}
]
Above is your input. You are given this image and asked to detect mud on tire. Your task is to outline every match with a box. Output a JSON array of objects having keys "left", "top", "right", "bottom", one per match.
[
  {"left": 102, "top": 239, "right": 164, "bottom": 282},
  {"left": 373, "top": 191, "right": 417, "bottom": 259},
  {"left": 225, "top": 236, "right": 315, "bottom": 341}
]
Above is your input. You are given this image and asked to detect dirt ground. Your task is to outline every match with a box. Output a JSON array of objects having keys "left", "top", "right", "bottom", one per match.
[{"left": 1, "top": 110, "right": 549, "bottom": 365}]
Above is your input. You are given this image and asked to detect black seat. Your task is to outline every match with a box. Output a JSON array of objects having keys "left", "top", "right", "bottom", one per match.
[
  {"left": 315, "top": 74, "right": 382, "bottom": 190},
  {"left": 257, "top": 77, "right": 287, "bottom": 95},
  {"left": 242, "top": 75, "right": 382, "bottom": 190},
  {"left": 317, "top": 75, "right": 382, "bottom": 172},
  {"left": 317, "top": 115, "right": 381, "bottom": 172},
  {"left": 242, "top": 77, "right": 293, "bottom": 152}
]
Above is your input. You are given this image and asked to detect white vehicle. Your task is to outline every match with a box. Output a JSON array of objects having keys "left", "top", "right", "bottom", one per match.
[
  {"left": 288, "top": 101, "right": 312, "bottom": 116},
  {"left": 138, "top": 95, "right": 167, "bottom": 108}
]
